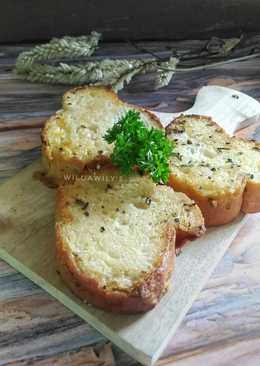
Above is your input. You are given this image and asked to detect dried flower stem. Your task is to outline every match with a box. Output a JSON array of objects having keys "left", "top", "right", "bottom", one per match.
[{"left": 15, "top": 32, "right": 178, "bottom": 91}]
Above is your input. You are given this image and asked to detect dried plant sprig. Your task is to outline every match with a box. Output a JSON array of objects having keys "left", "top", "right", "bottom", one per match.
[
  {"left": 205, "top": 36, "right": 242, "bottom": 58},
  {"left": 15, "top": 33, "right": 254, "bottom": 91},
  {"left": 15, "top": 32, "right": 178, "bottom": 91},
  {"left": 16, "top": 32, "right": 101, "bottom": 75}
]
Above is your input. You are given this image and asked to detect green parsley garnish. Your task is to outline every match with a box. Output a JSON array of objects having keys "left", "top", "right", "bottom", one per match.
[{"left": 104, "top": 110, "right": 175, "bottom": 183}]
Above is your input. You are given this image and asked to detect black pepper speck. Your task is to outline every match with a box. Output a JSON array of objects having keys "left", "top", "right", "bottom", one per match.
[{"left": 145, "top": 197, "right": 152, "bottom": 205}]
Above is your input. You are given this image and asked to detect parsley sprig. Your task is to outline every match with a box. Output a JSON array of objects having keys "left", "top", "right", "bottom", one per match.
[{"left": 104, "top": 110, "right": 175, "bottom": 183}]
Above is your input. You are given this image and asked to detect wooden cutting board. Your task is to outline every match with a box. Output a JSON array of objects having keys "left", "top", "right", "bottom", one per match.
[{"left": 0, "top": 86, "right": 259, "bottom": 366}]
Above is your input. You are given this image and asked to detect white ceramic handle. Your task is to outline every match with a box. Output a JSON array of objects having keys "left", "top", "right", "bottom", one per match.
[{"left": 153, "top": 86, "right": 260, "bottom": 135}]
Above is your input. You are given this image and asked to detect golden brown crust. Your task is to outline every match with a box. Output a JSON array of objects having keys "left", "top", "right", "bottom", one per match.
[
  {"left": 56, "top": 223, "right": 175, "bottom": 314},
  {"left": 175, "top": 226, "right": 205, "bottom": 248},
  {"left": 167, "top": 115, "right": 260, "bottom": 226},
  {"left": 41, "top": 138, "right": 115, "bottom": 186},
  {"left": 242, "top": 180, "right": 260, "bottom": 213},
  {"left": 168, "top": 174, "right": 246, "bottom": 226}
]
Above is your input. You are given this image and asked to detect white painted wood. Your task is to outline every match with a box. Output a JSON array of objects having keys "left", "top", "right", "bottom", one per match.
[
  {"left": 154, "top": 85, "right": 260, "bottom": 133},
  {"left": 0, "top": 86, "right": 259, "bottom": 366}
]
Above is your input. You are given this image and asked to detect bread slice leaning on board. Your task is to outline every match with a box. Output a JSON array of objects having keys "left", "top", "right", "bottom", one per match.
[
  {"left": 56, "top": 170, "right": 205, "bottom": 313},
  {"left": 41, "top": 86, "right": 162, "bottom": 184},
  {"left": 166, "top": 114, "right": 260, "bottom": 226}
]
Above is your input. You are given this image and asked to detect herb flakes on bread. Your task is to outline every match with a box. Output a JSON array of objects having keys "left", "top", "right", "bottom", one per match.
[
  {"left": 166, "top": 114, "right": 260, "bottom": 226},
  {"left": 56, "top": 170, "right": 205, "bottom": 313}
]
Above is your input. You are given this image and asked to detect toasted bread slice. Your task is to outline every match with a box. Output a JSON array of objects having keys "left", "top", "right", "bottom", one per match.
[
  {"left": 56, "top": 170, "right": 205, "bottom": 313},
  {"left": 42, "top": 86, "right": 162, "bottom": 184},
  {"left": 166, "top": 115, "right": 260, "bottom": 226}
]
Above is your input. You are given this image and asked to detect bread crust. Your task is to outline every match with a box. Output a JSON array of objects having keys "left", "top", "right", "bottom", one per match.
[
  {"left": 242, "top": 180, "right": 260, "bottom": 213},
  {"left": 168, "top": 174, "right": 246, "bottom": 226},
  {"left": 42, "top": 86, "right": 162, "bottom": 184},
  {"left": 56, "top": 224, "right": 175, "bottom": 314},
  {"left": 175, "top": 226, "right": 205, "bottom": 248},
  {"left": 167, "top": 115, "right": 260, "bottom": 226}
]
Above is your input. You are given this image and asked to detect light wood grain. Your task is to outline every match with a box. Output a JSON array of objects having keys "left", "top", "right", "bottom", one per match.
[
  {"left": 159, "top": 214, "right": 260, "bottom": 366},
  {"left": 0, "top": 40, "right": 260, "bottom": 366}
]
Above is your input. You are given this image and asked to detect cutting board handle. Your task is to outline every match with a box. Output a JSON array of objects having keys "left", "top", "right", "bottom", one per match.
[{"left": 153, "top": 85, "right": 260, "bottom": 135}]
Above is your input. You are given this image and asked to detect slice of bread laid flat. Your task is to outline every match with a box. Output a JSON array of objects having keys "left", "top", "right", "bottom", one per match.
[
  {"left": 41, "top": 86, "right": 162, "bottom": 184},
  {"left": 166, "top": 115, "right": 260, "bottom": 226},
  {"left": 56, "top": 170, "right": 205, "bottom": 313}
]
